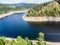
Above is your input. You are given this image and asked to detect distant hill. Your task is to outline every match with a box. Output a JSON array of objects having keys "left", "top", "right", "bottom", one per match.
[
  {"left": 0, "top": 3, "right": 28, "bottom": 14},
  {"left": 0, "top": 3, "right": 38, "bottom": 14},
  {"left": 6, "top": 3, "right": 27, "bottom": 6},
  {"left": 5, "top": 3, "right": 38, "bottom": 8}
]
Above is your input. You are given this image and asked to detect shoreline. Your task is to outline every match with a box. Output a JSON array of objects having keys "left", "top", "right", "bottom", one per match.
[
  {"left": 23, "top": 16, "right": 60, "bottom": 22},
  {"left": 0, "top": 10, "right": 28, "bottom": 19}
]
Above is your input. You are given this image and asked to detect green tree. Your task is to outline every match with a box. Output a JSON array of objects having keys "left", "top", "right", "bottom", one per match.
[
  {"left": 36, "top": 32, "right": 49, "bottom": 45},
  {"left": 25, "top": 37, "right": 32, "bottom": 45},
  {"left": 16, "top": 36, "right": 27, "bottom": 45}
]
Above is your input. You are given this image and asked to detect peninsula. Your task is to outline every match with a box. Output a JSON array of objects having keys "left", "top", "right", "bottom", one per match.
[{"left": 23, "top": 0, "right": 60, "bottom": 22}]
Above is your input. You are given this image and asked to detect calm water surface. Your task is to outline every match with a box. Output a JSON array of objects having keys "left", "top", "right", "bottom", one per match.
[{"left": 0, "top": 12, "right": 60, "bottom": 41}]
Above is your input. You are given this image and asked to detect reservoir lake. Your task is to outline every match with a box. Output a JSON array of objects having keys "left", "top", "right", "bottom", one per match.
[{"left": 0, "top": 12, "right": 60, "bottom": 41}]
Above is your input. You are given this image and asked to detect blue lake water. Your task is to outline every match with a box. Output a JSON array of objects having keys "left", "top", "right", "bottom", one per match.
[
  {"left": 0, "top": 12, "right": 60, "bottom": 41},
  {"left": 0, "top": 13, "right": 39, "bottom": 39}
]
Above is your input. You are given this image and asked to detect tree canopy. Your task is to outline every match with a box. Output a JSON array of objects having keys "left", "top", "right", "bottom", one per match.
[{"left": 27, "top": 0, "right": 60, "bottom": 17}]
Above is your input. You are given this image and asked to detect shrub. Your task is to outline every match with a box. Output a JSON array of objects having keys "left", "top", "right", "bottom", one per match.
[{"left": 0, "top": 32, "right": 50, "bottom": 45}]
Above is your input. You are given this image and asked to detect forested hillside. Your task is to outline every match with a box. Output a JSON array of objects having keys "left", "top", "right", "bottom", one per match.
[
  {"left": 0, "top": 3, "right": 38, "bottom": 14},
  {"left": 27, "top": 0, "right": 60, "bottom": 17},
  {"left": 0, "top": 4, "right": 27, "bottom": 14}
]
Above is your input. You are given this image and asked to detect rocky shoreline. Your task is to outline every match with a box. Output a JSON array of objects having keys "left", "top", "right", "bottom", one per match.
[{"left": 23, "top": 16, "right": 60, "bottom": 22}]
